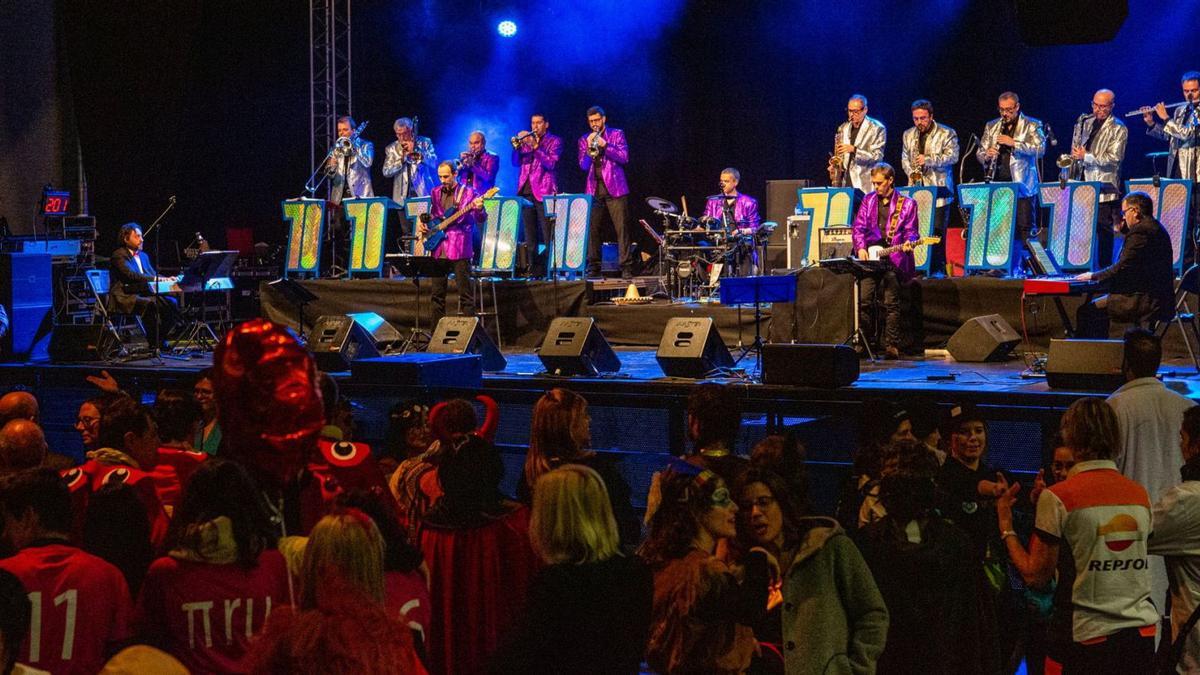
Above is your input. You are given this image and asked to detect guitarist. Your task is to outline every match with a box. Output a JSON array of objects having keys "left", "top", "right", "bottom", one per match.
[
  {"left": 851, "top": 163, "right": 920, "bottom": 359},
  {"left": 419, "top": 161, "right": 486, "bottom": 322}
]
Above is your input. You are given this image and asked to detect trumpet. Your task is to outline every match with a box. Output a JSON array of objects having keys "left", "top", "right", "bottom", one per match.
[
  {"left": 1124, "top": 101, "right": 1193, "bottom": 118},
  {"left": 510, "top": 131, "right": 535, "bottom": 149},
  {"left": 587, "top": 129, "right": 603, "bottom": 159},
  {"left": 459, "top": 151, "right": 478, "bottom": 168}
]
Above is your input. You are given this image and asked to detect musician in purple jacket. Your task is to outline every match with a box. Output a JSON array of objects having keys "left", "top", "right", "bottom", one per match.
[
  {"left": 418, "top": 161, "right": 485, "bottom": 321},
  {"left": 703, "top": 168, "right": 762, "bottom": 274},
  {"left": 851, "top": 162, "right": 920, "bottom": 359},
  {"left": 513, "top": 113, "right": 562, "bottom": 277},
  {"left": 578, "top": 106, "right": 632, "bottom": 278}
]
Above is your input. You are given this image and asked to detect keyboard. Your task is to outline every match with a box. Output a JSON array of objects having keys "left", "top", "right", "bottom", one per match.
[{"left": 1023, "top": 276, "right": 1107, "bottom": 296}]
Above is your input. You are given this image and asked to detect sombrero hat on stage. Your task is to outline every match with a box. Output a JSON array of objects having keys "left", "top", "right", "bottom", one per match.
[{"left": 613, "top": 282, "right": 652, "bottom": 305}]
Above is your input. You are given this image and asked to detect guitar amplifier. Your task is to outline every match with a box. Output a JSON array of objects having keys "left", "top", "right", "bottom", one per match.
[{"left": 817, "top": 226, "right": 854, "bottom": 260}]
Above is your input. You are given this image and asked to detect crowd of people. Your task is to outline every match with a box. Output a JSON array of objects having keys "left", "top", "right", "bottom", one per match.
[{"left": 0, "top": 319, "right": 1198, "bottom": 674}]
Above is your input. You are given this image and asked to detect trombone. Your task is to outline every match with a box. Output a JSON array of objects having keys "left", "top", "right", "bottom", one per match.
[{"left": 305, "top": 120, "right": 368, "bottom": 194}]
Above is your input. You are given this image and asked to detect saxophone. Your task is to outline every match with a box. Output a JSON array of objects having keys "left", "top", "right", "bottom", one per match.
[{"left": 827, "top": 131, "right": 846, "bottom": 187}]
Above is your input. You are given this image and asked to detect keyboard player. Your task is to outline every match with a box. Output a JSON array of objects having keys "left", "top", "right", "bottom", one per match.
[
  {"left": 109, "top": 222, "right": 181, "bottom": 342},
  {"left": 1073, "top": 192, "right": 1175, "bottom": 338}
]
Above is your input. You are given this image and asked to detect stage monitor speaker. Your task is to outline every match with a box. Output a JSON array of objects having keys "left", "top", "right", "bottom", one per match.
[
  {"left": 49, "top": 324, "right": 107, "bottom": 363},
  {"left": 655, "top": 317, "right": 734, "bottom": 378},
  {"left": 946, "top": 314, "right": 1020, "bottom": 362},
  {"left": 310, "top": 314, "right": 381, "bottom": 372},
  {"left": 428, "top": 316, "right": 507, "bottom": 372},
  {"left": 538, "top": 317, "right": 621, "bottom": 376},
  {"left": 346, "top": 312, "right": 404, "bottom": 353},
  {"left": 351, "top": 353, "right": 483, "bottom": 389},
  {"left": 761, "top": 343, "right": 859, "bottom": 388},
  {"left": 1046, "top": 339, "right": 1125, "bottom": 392},
  {"left": 1, "top": 253, "right": 53, "bottom": 362},
  {"left": 1015, "top": 0, "right": 1126, "bottom": 46}
]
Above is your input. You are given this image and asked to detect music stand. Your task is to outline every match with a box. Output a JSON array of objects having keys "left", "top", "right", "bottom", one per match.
[
  {"left": 719, "top": 275, "right": 796, "bottom": 378},
  {"left": 267, "top": 278, "right": 319, "bottom": 344},
  {"left": 174, "top": 250, "right": 239, "bottom": 352},
  {"left": 387, "top": 254, "right": 452, "bottom": 352},
  {"left": 819, "top": 257, "right": 889, "bottom": 361}
]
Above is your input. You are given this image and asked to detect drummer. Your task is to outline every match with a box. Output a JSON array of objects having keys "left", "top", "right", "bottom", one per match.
[{"left": 702, "top": 168, "right": 762, "bottom": 274}]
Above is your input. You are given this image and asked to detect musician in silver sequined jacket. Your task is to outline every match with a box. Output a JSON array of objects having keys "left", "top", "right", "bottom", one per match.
[
  {"left": 901, "top": 100, "right": 960, "bottom": 204},
  {"left": 976, "top": 105, "right": 1046, "bottom": 198},
  {"left": 836, "top": 95, "right": 887, "bottom": 193}
]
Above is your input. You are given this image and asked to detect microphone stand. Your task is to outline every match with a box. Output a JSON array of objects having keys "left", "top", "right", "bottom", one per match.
[{"left": 142, "top": 196, "right": 178, "bottom": 362}]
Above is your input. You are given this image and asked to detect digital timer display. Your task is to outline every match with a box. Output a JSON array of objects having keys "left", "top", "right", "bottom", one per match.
[{"left": 43, "top": 190, "right": 70, "bottom": 216}]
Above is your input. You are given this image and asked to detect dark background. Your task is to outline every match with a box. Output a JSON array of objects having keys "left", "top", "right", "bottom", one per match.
[{"left": 2, "top": 0, "right": 1195, "bottom": 258}]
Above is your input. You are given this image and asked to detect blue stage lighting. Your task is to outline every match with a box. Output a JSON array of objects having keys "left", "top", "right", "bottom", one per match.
[{"left": 497, "top": 20, "right": 517, "bottom": 37}]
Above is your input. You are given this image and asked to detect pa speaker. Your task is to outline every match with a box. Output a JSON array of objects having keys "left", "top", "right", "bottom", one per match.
[
  {"left": 946, "top": 314, "right": 1020, "bottom": 362},
  {"left": 762, "top": 344, "right": 859, "bottom": 388},
  {"left": 310, "top": 314, "right": 380, "bottom": 372},
  {"left": 428, "top": 316, "right": 507, "bottom": 372},
  {"left": 346, "top": 312, "right": 404, "bottom": 353},
  {"left": 49, "top": 324, "right": 108, "bottom": 362},
  {"left": 1, "top": 253, "right": 53, "bottom": 362},
  {"left": 538, "top": 317, "right": 620, "bottom": 376},
  {"left": 656, "top": 317, "right": 734, "bottom": 378},
  {"left": 1046, "top": 339, "right": 1125, "bottom": 392}
]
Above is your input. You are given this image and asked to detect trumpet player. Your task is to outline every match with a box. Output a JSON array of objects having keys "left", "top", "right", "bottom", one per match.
[
  {"left": 381, "top": 117, "right": 437, "bottom": 202},
  {"left": 512, "top": 113, "right": 562, "bottom": 277},
  {"left": 901, "top": 99, "right": 959, "bottom": 276},
  {"left": 327, "top": 116, "right": 374, "bottom": 204},
  {"left": 1141, "top": 71, "right": 1200, "bottom": 182},
  {"left": 834, "top": 95, "right": 887, "bottom": 193},
  {"left": 578, "top": 105, "right": 632, "bottom": 279},
  {"left": 1069, "top": 89, "right": 1127, "bottom": 267},
  {"left": 976, "top": 92, "right": 1045, "bottom": 274},
  {"left": 459, "top": 130, "right": 499, "bottom": 194}
]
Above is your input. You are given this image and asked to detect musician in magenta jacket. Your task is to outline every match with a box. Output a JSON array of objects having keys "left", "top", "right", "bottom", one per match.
[
  {"left": 851, "top": 163, "right": 920, "bottom": 359},
  {"left": 703, "top": 169, "right": 761, "bottom": 232},
  {"left": 420, "top": 161, "right": 485, "bottom": 321},
  {"left": 578, "top": 106, "right": 633, "bottom": 278},
  {"left": 513, "top": 114, "right": 563, "bottom": 276}
]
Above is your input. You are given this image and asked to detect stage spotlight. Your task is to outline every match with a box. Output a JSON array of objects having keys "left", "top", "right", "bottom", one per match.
[{"left": 497, "top": 20, "right": 517, "bottom": 37}]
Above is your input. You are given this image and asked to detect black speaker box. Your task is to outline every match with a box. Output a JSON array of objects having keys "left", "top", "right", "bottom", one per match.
[
  {"left": 655, "top": 317, "right": 734, "bottom": 378},
  {"left": 946, "top": 314, "right": 1021, "bottom": 362},
  {"left": 428, "top": 317, "right": 507, "bottom": 372},
  {"left": 49, "top": 324, "right": 108, "bottom": 362},
  {"left": 538, "top": 317, "right": 621, "bottom": 376},
  {"left": 310, "top": 314, "right": 381, "bottom": 372},
  {"left": 346, "top": 312, "right": 404, "bottom": 353},
  {"left": 762, "top": 343, "right": 859, "bottom": 388},
  {"left": 1046, "top": 339, "right": 1125, "bottom": 392},
  {"left": 351, "top": 353, "right": 483, "bottom": 389}
]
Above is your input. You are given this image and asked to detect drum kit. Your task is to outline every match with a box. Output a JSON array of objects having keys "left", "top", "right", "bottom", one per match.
[{"left": 644, "top": 196, "right": 762, "bottom": 301}]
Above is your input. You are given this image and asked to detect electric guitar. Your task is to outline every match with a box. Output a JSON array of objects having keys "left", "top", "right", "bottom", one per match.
[
  {"left": 867, "top": 236, "right": 941, "bottom": 261},
  {"left": 421, "top": 187, "right": 499, "bottom": 255}
]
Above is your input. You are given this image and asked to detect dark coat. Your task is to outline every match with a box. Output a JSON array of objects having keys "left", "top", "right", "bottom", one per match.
[
  {"left": 108, "top": 247, "right": 158, "bottom": 313},
  {"left": 1092, "top": 216, "right": 1176, "bottom": 322}
]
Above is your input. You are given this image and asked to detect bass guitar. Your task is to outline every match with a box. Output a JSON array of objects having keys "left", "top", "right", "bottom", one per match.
[
  {"left": 867, "top": 236, "right": 941, "bottom": 261},
  {"left": 421, "top": 187, "right": 499, "bottom": 255}
]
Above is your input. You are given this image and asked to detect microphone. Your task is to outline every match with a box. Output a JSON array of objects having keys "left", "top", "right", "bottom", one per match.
[
  {"left": 195, "top": 232, "right": 205, "bottom": 241},
  {"left": 1044, "top": 123, "right": 1058, "bottom": 147}
]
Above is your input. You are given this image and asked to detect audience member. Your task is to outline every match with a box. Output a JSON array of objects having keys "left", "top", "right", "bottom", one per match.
[
  {"left": 149, "top": 389, "right": 208, "bottom": 513},
  {"left": 381, "top": 399, "right": 432, "bottom": 477},
  {"left": 736, "top": 467, "right": 888, "bottom": 674},
  {"left": 0, "top": 392, "right": 37, "bottom": 426},
  {"left": 0, "top": 420, "right": 46, "bottom": 475},
  {"left": 1108, "top": 327, "right": 1195, "bottom": 611},
  {"left": 75, "top": 392, "right": 127, "bottom": 455},
  {"left": 492, "top": 464, "right": 653, "bottom": 674},
  {"left": 518, "top": 388, "right": 640, "bottom": 549},
  {"left": 250, "top": 512, "right": 426, "bottom": 675},
  {"left": 420, "top": 434, "right": 539, "bottom": 675},
  {"left": 937, "top": 404, "right": 1009, "bottom": 560},
  {"left": 0, "top": 568, "right": 45, "bottom": 675},
  {"left": 135, "top": 459, "right": 289, "bottom": 673},
  {"left": 749, "top": 432, "right": 809, "bottom": 512},
  {"left": 998, "top": 398, "right": 1159, "bottom": 672},
  {"left": 857, "top": 444, "right": 999, "bottom": 674},
  {"left": 906, "top": 400, "right": 948, "bottom": 464},
  {"left": 1147, "top": 406, "right": 1200, "bottom": 674},
  {"left": 0, "top": 468, "right": 134, "bottom": 675},
  {"left": 837, "top": 400, "right": 914, "bottom": 530},
  {"left": 98, "top": 645, "right": 189, "bottom": 675},
  {"left": 640, "top": 468, "right": 776, "bottom": 674},
  {"left": 82, "top": 483, "right": 154, "bottom": 596},
  {"left": 191, "top": 369, "right": 222, "bottom": 455}
]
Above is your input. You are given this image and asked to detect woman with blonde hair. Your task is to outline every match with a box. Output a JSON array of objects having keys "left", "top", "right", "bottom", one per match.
[
  {"left": 492, "top": 464, "right": 652, "bottom": 674},
  {"left": 518, "top": 388, "right": 639, "bottom": 548},
  {"left": 250, "top": 511, "right": 427, "bottom": 674}
]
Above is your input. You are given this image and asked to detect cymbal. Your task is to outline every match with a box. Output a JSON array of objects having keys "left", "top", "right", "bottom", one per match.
[{"left": 646, "top": 196, "right": 679, "bottom": 214}]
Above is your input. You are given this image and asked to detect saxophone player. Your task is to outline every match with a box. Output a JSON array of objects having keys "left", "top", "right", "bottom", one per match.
[
  {"left": 578, "top": 106, "right": 632, "bottom": 279},
  {"left": 381, "top": 117, "right": 437, "bottom": 202},
  {"left": 512, "top": 113, "right": 562, "bottom": 277},
  {"left": 901, "top": 100, "right": 959, "bottom": 276},
  {"left": 976, "top": 92, "right": 1046, "bottom": 274},
  {"left": 834, "top": 95, "right": 887, "bottom": 193},
  {"left": 1069, "top": 89, "right": 1127, "bottom": 268}
]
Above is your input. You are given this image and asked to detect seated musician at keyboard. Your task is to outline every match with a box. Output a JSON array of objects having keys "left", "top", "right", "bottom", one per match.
[
  {"left": 851, "top": 162, "right": 920, "bottom": 359},
  {"left": 1073, "top": 191, "right": 1175, "bottom": 338},
  {"left": 109, "top": 222, "right": 181, "bottom": 342}
]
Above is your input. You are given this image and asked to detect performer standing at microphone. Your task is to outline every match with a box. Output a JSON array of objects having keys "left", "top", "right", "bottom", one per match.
[
  {"left": 1070, "top": 89, "right": 1127, "bottom": 268},
  {"left": 703, "top": 168, "right": 761, "bottom": 275},
  {"left": 901, "top": 99, "right": 959, "bottom": 276},
  {"left": 513, "top": 113, "right": 562, "bottom": 277},
  {"left": 579, "top": 106, "right": 632, "bottom": 279},
  {"left": 834, "top": 95, "right": 887, "bottom": 193},
  {"left": 1142, "top": 71, "right": 1200, "bottom": 261},
  {"left": 418, "top": 162, "right": 486, "bottom": 322},
  {"left": 976, "top": 92, "right": 1045, "bottom": 274}
]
